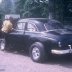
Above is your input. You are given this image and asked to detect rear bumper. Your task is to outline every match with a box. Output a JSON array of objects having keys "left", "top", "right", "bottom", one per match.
[{"left": 51, "top": 49, "right": 72, "bottom": 54}]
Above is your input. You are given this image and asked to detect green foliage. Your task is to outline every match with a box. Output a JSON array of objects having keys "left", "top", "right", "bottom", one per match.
[{"left": 16, "top": 0, "right": 49, "bottom": 18}]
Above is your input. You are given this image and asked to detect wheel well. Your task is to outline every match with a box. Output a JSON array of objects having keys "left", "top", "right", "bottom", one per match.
[
  {"left": 29, "top": 41, "right": 45, "bottom": 52},
  {"left": 30, "top": 42, "right": 44, "bottom": 48}
]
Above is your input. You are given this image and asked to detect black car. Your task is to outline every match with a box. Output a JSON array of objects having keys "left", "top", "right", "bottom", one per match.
[{"left": 0, "top": 18, "right": 72, "bottom": 63}]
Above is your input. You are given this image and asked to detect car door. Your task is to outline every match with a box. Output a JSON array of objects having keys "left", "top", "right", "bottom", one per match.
[
  {"left": 7, "top": 22, "right": 26, "bottom": 49},
  {"left": 24, "top": 22, "right": 38, "bottom": 47}
]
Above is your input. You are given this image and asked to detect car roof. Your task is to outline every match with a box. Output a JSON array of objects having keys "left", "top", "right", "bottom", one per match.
[
  {"left": 18, "top": 18, "right": 61, "bottom": 23},
  {"left": 18, "top": 18, "right": 62, "bottom": 26},
  {"left": 18, "top": 18, "right": 48, "bottom": 23}
]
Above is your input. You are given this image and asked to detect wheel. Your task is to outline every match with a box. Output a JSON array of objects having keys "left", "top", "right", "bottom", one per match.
[
  {"left": 0, "top": 39, "right": 6, "bottom": 51},
  {"left": 29, "top": 42, "right": 47, "bottom": 63}
]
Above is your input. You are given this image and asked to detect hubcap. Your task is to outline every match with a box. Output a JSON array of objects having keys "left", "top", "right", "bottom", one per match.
[
  {"left": 0, "top": 39, "right": 5, "bottom": 50},
  {"left": 32, "top": 47, "right": 40, "bottom": 60}
]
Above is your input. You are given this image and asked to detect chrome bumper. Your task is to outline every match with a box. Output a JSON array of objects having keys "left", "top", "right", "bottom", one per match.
[{"left": 51, "top": 49, "right": 72, "bottom": 54}]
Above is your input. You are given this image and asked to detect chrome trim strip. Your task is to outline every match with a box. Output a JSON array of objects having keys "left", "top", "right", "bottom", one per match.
[{"left": 51, "top": 49, "right": 72, "bottom": 54}]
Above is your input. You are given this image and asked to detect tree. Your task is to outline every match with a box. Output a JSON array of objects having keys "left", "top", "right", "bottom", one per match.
[
  {"left": 2, "top": 0, "right": 12, "bottom": 14},
  {"left": 16, "top": 0, "right": 49, "bottom": 18}
]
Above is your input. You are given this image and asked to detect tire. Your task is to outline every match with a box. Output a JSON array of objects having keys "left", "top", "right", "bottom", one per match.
[
  {"left": 0, "top": 38, "right": 6, "bottom": 51},
  {"left": 29, "top": 42, "right": 47, "bottom": 63}
]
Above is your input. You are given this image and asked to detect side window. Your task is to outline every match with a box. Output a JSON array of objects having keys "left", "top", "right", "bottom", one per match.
[
  {"left": 27, "top": 23, "right": 36, "bottom": 32},
  {"left": 17, "top": 22, "right": 25, "bottom": 30}
]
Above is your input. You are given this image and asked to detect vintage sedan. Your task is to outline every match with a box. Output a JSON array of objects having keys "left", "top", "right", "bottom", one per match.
[{"left": 0, "top": 18, "right": 72, "bottom": 63}]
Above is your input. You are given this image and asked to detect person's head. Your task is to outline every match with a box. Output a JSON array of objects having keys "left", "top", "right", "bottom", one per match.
[
  {"left": 8, "top": 16, "right": 13, "bottom": 22},
  {"left": 8, "top": 16, "right": 12, "bottom": 20}
]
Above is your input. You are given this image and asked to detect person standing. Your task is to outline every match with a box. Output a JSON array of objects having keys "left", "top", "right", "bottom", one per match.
[
  {"left": 0, "top": 16, "right": 13, "bottom": 50},
  {"left": 1, "top": 16, "right": 13, "bottom": 33}
]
